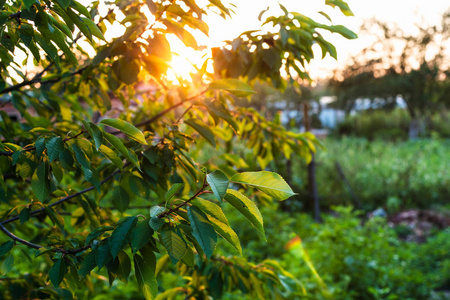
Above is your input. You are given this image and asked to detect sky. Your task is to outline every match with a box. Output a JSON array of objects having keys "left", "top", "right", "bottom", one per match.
[{"left": 188, "top": 0, "right": 450, "bottom": 80}]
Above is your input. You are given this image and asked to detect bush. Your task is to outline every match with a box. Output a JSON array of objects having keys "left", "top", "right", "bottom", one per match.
[
  {"left": 290, "top": 138, "right": 450, "bottom": 210},
  {"left": 336, "top": 109, "right": 450, "bottom": 140}
]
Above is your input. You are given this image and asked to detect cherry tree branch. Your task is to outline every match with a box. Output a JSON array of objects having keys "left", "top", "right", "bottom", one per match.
[{"left": 0, "top": 163, "right": 130, "bottom": 226}]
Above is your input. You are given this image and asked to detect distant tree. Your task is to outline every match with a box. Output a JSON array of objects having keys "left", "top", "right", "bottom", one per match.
[{"left": 330, "top": 10, "right": 450, "bottom": 138}]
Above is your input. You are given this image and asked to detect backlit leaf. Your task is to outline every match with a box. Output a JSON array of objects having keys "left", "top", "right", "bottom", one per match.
[
  {"left": 101, "top": 119, "right": 147, "bottom": 145},
  {"left": 209, "top": 79, "right": 255, "bottom": 97},
  {"left": 185, "top": 119, "right": 216, "bottom": 147},
  {"left": 230, "top": 171, "right": 296, "bottom": 201},
  {"left": 134, "top": 251, "right": 157, "bottom": 300},
  {"left": 224, "top": 189, "right": 265, "bottom": 239}
]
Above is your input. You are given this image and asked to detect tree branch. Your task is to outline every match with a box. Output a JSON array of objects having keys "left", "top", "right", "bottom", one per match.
[
  {"left": 0, "top": 66, "right": 89, "bottom": 96},
  {"left": 0, "top": 163, "right": 130, "bottom": 226},
  {"left": 158, "top": 179, "right": 209, "bottom": 219}
]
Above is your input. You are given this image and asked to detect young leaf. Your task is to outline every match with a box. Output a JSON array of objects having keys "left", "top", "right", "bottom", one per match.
[
  {"left": 224, "top": 189, "right": 265, "bottom": 239},
  {"left": 82, "top": 121, "right": 103, "bottom": 150},
  {"left": 206, "top": 170, "right": 229, "bottom": 203},
  {"left": 100, "top": 119, "right": 147, "bottom": 145},
  {"left": 49, "top": 258, "right": 67, "bottom": 287},
  {"left": 110, "top": 216, "right": 138, "bottom": 259},
  {"left": 160, "top": 224, "right": 187, "bottom": 265},
  {"left": 103, "top": 132, "right": 140, "bottom": 169},
  {"left": 208, "top": 79, "right": 255, "bottom": 97},
  {"left": 184, "top": 119, "right": 216, "bottom": 147},
  {"left": 187, "top": 206, "right": 217, "bottom": 258},
  {"left": 230, "top": 171, "right": 296, "bottom": 201},
  {"left": 165, "top": 183, "right": 184, "bottom": 202},
  {"left": 134, "top": 251, "right": 157, "bottom": 300},
  {"left": 81, "top": 17, "right": 106, "bottom": 40}
]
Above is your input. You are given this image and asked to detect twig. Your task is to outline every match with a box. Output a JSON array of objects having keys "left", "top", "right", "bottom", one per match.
[
  {"left": 0, "top": 163, "right": 130, "bottom": 226},
  {"left": 158, "top": 177, "right": 208, "bottom": 219}
]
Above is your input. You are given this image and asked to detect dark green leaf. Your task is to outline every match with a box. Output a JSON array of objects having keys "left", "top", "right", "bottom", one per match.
[
  {"left": 110, "top": 216, "right": 138, "bottom": 259},
  {"left": 192, "top": 198, "right": 241, "bottom": 254},
  {"left": 49, "top": 258, "right": 67, "bottom": 287},
  {"left": 112, "top": 186, "right": 130, "bottom": 213},
  {"left": 160, "top": 224, "right": 186, "bottom": 265},
  {"left": 117, "top": 251, "right": 131, "bottom": 283},
  {"left": 78, "top": 248, "right": 98, "bottom": 278},
  {"left": 134, "top": 252, "right": 157, "bottom": 300},
  {"left": 187, "top": 206, "right": 217, "bottom": 258},
  {"left": 31, "top": 163, "right": 50, "bottom": 202},
  {"left": 46, "top": 136, "right": 64, "bottom": 162},
  {"left": 131, "top": 220, "right": 154, "bottom": 253},
  {"left": 206, "top": 170, "right": 229, "bottom": 203},
  {"left": 86, "top": 226, "right": 114, "bottom": 245},
  {"left": 0, "top": 241, "right": 14, "bottom": 256}
]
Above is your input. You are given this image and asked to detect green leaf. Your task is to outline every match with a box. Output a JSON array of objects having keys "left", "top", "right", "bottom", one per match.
[
  {"left": 78, "top": 248, "right": 98, "bottom": 278},
  {"left": 103, "top": 132, "right": 140, "bottom": 169},
  {"left": 96, "top": 241, "right": 113, "bottom": 271},
  {"left": 81, "top": 17, "right": 106, "bottom": 40},
  {"left": 131, "top": 220, "right": 154, "bottom": 253},
  {"left": 112, "top": 186, "right": 130, "bottom": 213},
  {"left": 224, "top": 189, "right": 265, "bottom": 239},
  {"left": 208, "top": 79, "right": 255, "bottom": 97},
  {"left": 206, "top": 170, "right": 229, "bottom": 203},
  {"left": 184, "top": 119, "right": 216, "bottom": 147},
  {"left": 83, "top": 121, "right": 103, "bottom": 150},
  {"left": 134, "top": 252, "right": 157, "bottom": 300},
  {"left": 0, "top": 254, "right": 13, "bottom": 275},
  {"left": 112, "top": 58, "right": 141, "bottom": 85},
  {"left": 187, "top": 206, "right": 217, "bottom": 258},
  {"left": 325, "top": 0, "right": 354, "bottom": 16},
  {"left": 0, "top": 241, "right": 14, "bottom": 256},
  {"left": 49, "top": 258, "right": 67, "bottom": 287},
  {"left": 149, "top": 206, "right": 166, "bottom": 231},
  {"left": 117, "top": 251, "right": 131, "bottom": 283},
  {"left": 85, "top": 226, "right": 114, "bottom": 245},
  {"left": 110, "top": 216, "right": 138, "bottom": 259},
  {"left": 230, "top": 171, "right": 296, "bottom": 201},
  {"left": 56, "top": 0, "right": 71, "bottom": 10},
  {"left": 99, "top": 144, "right": 123, "bottom": 169},
  {"left": 100, "top": 119, "right": 147, "bottom": 145},
  {"left": 46, "top": 136, "right": 64, "bottom": 162},
  {"left": 22, "top": 0, "right": 36, "bottom": 10},
  {"left": 165, "top": 183, "right": 184, "bottom": 202},
  {"left": 191, "top": 198, "right": 241, "bottom": 254},
  {"left": 31, "top": 163, "right": 51, "bottom": 202},
  {"left": 160, "top": 224, "right": 186, "bottom": 265}
]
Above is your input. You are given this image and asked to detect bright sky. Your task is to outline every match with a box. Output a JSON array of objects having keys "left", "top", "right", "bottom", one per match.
[{"left": 192, "top": 0, "right": 450, "bottom": 80}]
